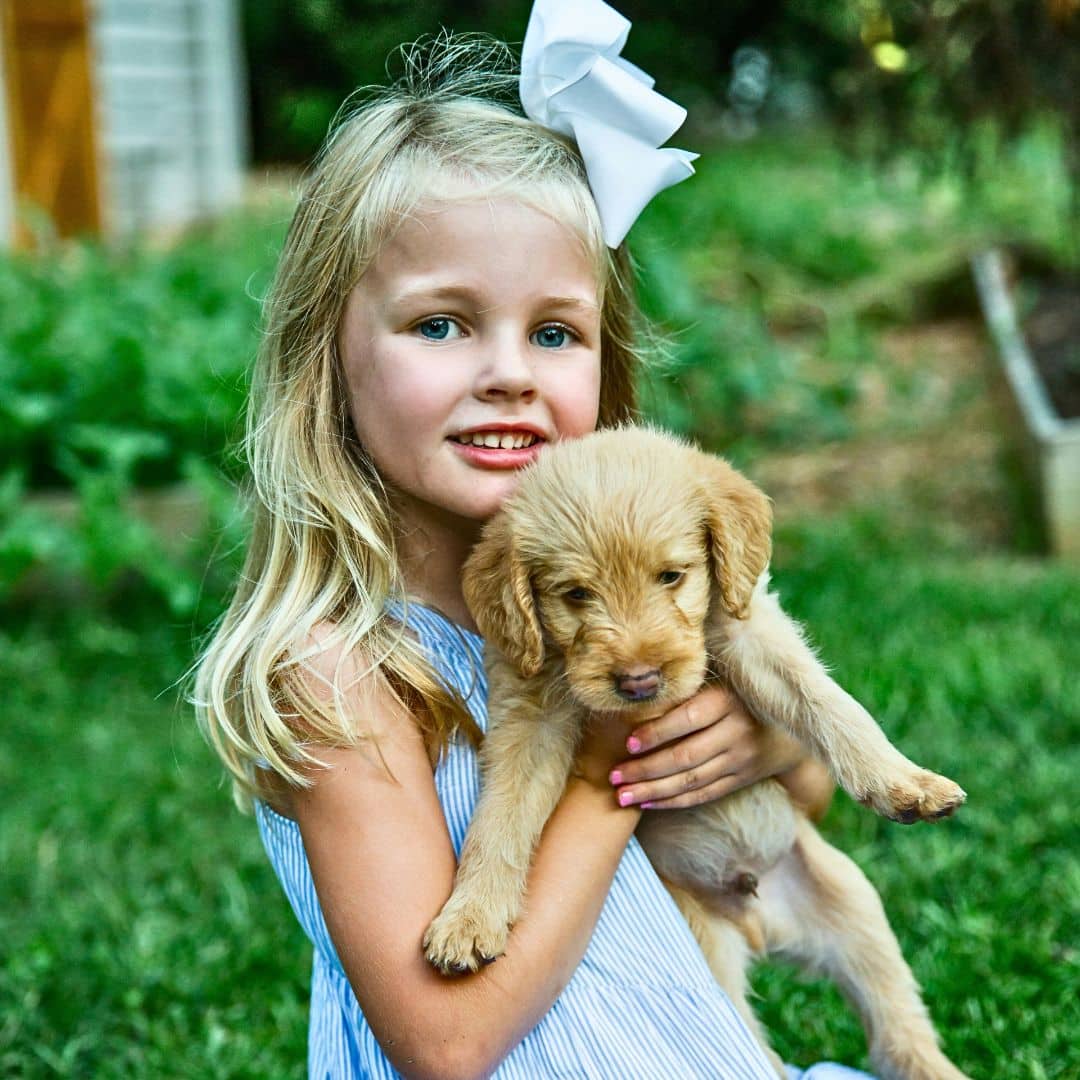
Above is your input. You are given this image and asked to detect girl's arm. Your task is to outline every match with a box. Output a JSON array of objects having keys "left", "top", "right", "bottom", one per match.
[
  {"left": 288, "top": 661, "right": 639, "bottom": 1080},
  {"left": 607, "top": 684, "right": 836, "bottom": 821}
]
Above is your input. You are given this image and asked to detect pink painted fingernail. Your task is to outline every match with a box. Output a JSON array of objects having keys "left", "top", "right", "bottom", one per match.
[
  {"left": 640, "top": 802, "right": 655, "bottom": 810},
  {"left": 609, "top": 770, "right": 623, "bottom": 786},
  {"left": 626, "top": 736, "right": 642, "bottom": 754},
  {"left": 618, "top": 790, "right": 636, "bottom": 807}
]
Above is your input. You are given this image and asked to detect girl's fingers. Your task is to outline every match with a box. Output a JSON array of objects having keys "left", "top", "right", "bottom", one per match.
[
  {"left": 612, "top": 741, "right": 754, "bottom": 806},
  {"left": 614, "top": 700, "right": 760, "bottom": 789},
  {"left": 616, "top": 770, "right": 743, "bottom": 811},
  {"left": 626, "top": 684, "right": 738, "bottom": 755},
  {"left": 612, "top": 722, "right": 734, "bottom": 787}
]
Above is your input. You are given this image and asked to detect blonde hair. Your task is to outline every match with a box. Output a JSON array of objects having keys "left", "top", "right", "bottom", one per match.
[{"left": 194, "top": 34, "right": 647, "bottom": 808}]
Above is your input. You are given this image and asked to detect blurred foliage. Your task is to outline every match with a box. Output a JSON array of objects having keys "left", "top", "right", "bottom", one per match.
[
  {"left": 634, "top": 120, "right": 1076, "bottom": 455},
  {"left": 0, "top": 208, "right": 287, "bottom": 616},
  {"left": 9, "top": 0, "right": 1080, "bottom": 618},
  {"left": 0, "top": 213, "right": 283, "bottom": 489},
  {"left": 801, "top": 1, "right": 1080, "bottom": 165},
  {"left": 240, "top": 0, "right": 1080, "bottom": 180},
  {"left": 2, "top": 119, "right": 1073, "bottom": 618}
]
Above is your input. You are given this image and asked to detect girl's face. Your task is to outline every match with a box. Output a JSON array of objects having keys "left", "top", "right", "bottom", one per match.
[{"left": 339, "top": 197, "right": 602, "bottom": 543}]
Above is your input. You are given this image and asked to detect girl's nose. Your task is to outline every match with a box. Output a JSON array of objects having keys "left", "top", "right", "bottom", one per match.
[{"left": 475, "top": 338, "right": 537, "bottom": 403}]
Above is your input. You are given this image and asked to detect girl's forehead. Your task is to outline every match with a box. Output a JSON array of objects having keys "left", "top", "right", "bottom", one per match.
[
  {"left": 366, "top": 197, "right": 602, "bottom": 304},
  {"left": 390, "top": 196, "right": 587, "bottom": 255}
]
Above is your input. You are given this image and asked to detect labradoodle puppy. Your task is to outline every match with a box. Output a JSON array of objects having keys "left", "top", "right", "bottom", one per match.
[{"left": 424, "top": 426, "right": 968, "bottom": 1080}]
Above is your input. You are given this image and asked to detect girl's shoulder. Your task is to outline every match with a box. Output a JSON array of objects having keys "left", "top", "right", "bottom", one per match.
[
  {"left": 293, "top": 603, "right": 485, "bottom": 748},
  {"left": 294, "top": 619, "right": 421, "bottom": 737},
  {"left": 260, "top": 620, "right": 432, "bottom": 817},
  {"left": 391, "top": 600, "right": 489, "bottom": 726}
]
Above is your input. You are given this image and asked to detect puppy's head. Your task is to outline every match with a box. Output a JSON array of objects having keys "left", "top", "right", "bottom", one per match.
[{"left": 463, "top": 428, "right": 772, "bottom": 715}]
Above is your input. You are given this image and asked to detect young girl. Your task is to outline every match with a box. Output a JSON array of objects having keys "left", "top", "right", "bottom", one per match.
[{"left": 197, "top": 10, "right": 873, "bottom": 1079}]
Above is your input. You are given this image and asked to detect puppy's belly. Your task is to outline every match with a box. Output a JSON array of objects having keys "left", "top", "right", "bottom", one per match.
[{"left": 636, "top": 779, "right": 798, "bottom": 895}]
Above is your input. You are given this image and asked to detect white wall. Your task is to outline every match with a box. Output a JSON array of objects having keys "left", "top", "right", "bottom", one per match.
[
  {"left": 90, "top": 0, "right": 247, "bottom": 234},
  {"left": 0, "top": 0, "right": 246, "bottom": 242}
]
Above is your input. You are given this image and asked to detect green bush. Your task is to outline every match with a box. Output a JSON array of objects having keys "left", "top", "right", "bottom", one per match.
[
  {"left": 634, "top": 123, "right": 1077, "bottom": 457},
  {"left": 0, "top": 208, "right": 287, "bottom": 615},
  {"left": 0, "top": 213, "right": 284, "bottom": 489},
  {"left": 3, "top": 124, "right": 1075, "bottom": 615}
]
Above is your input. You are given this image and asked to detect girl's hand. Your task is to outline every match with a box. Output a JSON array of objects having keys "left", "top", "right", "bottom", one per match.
[
  {"left": 606, "top": 684, "right": 833, "bottom": 814},
  {"left": 573, "top": 710, "right": 649, "bottom": 799}
]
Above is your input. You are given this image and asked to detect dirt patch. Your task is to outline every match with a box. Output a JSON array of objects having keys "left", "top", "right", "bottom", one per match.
[{"left": 749, "top": 318, "right": 1019, "bottom": 547}]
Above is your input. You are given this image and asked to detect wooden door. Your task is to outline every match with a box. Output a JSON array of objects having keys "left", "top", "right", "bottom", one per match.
[{"left": 2, "top": 0, "right": 102, "bottom": 243}]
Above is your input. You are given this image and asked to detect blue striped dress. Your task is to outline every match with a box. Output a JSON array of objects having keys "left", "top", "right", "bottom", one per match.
[{"left": 255, "top": 602, "right": 869, "bottom": 1079}]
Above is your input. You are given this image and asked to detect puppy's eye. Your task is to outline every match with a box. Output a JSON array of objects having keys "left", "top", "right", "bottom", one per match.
[
  {"left": 658, "top": 570, "right": 684, "bottom": 586},
  {"left": 563, "top": 586, "right": 593, "bottom": 604}
]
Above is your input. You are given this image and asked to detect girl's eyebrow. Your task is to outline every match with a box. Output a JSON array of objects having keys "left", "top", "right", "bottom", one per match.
[
  {"left": 545, "top": 295, "right": 601, "bottom": 314},
  {"left": 389, "top": 284, "right": 600, "bottom": 314}
]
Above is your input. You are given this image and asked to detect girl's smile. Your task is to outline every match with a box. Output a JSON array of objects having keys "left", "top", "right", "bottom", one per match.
[
  {"left": 338, "top": 196, "right": 603, "bottom": 546},
  {"left": 448, "top": 422, "right": 546, "bottom": 468}
]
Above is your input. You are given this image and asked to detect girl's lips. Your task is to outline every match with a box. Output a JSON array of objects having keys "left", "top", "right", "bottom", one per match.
[{"left": 448, "top": 437, "right": 546, "bottom": 470}]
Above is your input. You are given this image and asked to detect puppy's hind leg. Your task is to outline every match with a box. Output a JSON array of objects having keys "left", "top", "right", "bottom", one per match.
[
  {"left": 665, "top": 882, "right": 787, "bottom": 1079},
  {"left": 757, "top": 819, "right": 970, "bottom": 1080}
]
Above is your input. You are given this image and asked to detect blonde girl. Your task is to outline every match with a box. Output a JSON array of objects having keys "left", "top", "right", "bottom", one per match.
[{"left": 196, "top": 12, "right": 863, "bottom": 1079}]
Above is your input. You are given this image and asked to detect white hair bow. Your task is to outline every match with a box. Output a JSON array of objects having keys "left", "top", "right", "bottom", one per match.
[{"left": 519, "top": 0, "right": 698, "bottom": 248}]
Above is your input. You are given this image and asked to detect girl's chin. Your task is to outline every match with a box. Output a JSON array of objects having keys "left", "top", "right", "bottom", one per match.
[
  {"left": 416, "top": 477, "right": 526, "bottom": 528},
  {"left": 471, "top": 478, "right": 527, "bottom": 520}
]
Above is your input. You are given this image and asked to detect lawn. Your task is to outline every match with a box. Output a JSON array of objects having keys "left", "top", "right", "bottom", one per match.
[{"left": 2, "top": 517, "right": 1077, "bottom": 1078}]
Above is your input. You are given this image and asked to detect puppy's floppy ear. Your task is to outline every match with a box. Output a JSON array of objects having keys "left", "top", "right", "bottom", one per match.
[
  {"left": 462, "top": 512, "right": 545, "bottom": 677},
  {"left": 696, "top": 453, "right": 773, "bottom": 619}
]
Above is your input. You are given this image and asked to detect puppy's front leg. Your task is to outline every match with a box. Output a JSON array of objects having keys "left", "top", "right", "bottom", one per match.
[
  {"left": 424, "top": 666, "right": 580, "bottom": 974},
  {"left": 714, "top": 577, "right": 965, "bottom": 823}
]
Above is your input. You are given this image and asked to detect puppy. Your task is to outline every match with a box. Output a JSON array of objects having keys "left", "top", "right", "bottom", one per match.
[{"left": 424, "top": 427, "right": 968, "bottom": 1080}]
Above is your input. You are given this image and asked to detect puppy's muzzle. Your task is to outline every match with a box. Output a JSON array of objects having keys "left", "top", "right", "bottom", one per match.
[{"left": 613, "top": 665, "right": 661, "bottom": 701}]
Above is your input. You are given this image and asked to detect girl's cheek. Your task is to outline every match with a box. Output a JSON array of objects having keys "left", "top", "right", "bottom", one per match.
[
  {"left": 548, "top": 357, "right": 601, "bottom": 436},
  {"left": 579, "top": 373, "right": 603, "bottom": 435}
]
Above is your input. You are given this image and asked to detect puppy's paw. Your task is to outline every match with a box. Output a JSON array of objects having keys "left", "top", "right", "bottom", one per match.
[
  {"left": 860, "top": 768, "right": 966, "bottom": 824},
  {"left": 423, "top": 900, "right": 513, "bottom": 975}
]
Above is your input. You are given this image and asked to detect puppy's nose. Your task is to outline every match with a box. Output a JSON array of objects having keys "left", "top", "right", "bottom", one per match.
[{"left": 614, "top": 666, "right": 661, "bottom": 701}]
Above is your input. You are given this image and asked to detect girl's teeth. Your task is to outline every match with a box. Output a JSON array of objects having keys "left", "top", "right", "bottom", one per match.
[{"left": 461, "top": 432, "right": 537, "bottom": 448}]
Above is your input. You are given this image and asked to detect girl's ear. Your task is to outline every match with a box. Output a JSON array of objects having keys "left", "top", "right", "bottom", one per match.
[
  {"left": 462, "top": 513, "right": 545, "bottom": 677},
  {"left": 695, "top": 453, "right": 773, "bottom": 619}
]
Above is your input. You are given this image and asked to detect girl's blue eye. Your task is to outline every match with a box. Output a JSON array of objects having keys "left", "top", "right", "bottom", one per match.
[
  {"left": 418, "top": 317, "right": 458, "bottom": 340},
  {"left": 532, "top": 325, "right": 572, "bottom": 349}
]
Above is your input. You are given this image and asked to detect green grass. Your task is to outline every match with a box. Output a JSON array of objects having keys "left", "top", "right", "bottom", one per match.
[
  {"left": 2, "top": 521, "right": 1077, "bottom": 1078},
  {"left": 0, "top": 619, "right": 307, "bottom": 1077},
  {"left": 755, "top": 518, "right": 1080, "bottom": 1077}
]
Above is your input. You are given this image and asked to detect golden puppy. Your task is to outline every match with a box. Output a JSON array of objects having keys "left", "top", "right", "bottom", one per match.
[{"left": 424, "top": 427, "right": 968, "bottom": 1080}]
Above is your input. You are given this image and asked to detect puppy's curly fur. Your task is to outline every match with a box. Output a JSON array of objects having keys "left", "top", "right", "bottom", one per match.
[{"left": 424, "top": 427, "right": 968, "bottom": 1080}]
